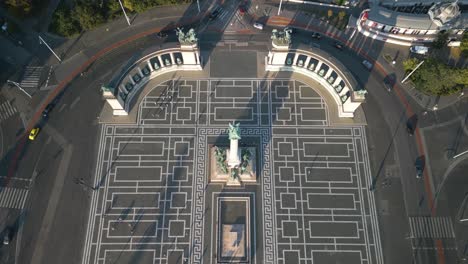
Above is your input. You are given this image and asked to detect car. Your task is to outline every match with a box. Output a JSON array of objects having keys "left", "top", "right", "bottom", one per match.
[
  {"left": 156, "top": 32, "right": 168, "bottom": 39},
  {"left": 209, "top": 7, "right": 222, "bottom": 20},
  {"left": 29, "top": 127, "right": 40, "bottom": 141},
  {"left": 3, "top": 229, "right": 11, "bottom": 245},
  {"left": 415, "top": 157, "right": 425, "bottom": 178},
  {"left": 42, "top": 103, "right": 55, "bottom": 117},
  {"left": 238, "top": 5, "right": 247, "bottom": 15},
  {"left": 383, "top": 75, "right": 395, "bottom": 92},
  {"left": 362, "top": 60, "right": 373, "bottom": 70},
  {"left": 333, "top": 42, "right": 344, "bottom": 50},
  {"left": 409, "top": 45, "right": 429, "bottom": 55},
  {"left": 253, "top": 22, "right": 264, "bottom": 30},
  {"left": 311, "top": 32, "right": 321, "bottom": 40}
]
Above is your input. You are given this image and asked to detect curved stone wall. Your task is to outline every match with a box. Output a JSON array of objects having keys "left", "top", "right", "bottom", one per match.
[
  {"left": 266, "top": 47, "right": 365, "bottom": 118},
  {"left": 102, "top": 45, "right": 202, "bottom": 116}
]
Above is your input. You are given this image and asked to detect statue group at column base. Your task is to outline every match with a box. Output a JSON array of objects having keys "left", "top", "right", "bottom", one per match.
[{"left": 210, "top": 146, "right": 257, "bottom": 187}]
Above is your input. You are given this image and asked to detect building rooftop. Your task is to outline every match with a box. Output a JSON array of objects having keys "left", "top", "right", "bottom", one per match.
[
  {"left": 380, "top": 0, "right": 468, "bottom": 7},
  {"left": 368, "top": 8, "right": 439, "bottom": 30}
]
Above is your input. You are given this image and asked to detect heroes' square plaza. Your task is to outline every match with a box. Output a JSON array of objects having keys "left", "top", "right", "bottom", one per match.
[{"left": 82, "top": 76, "right": 383, "bottom": 263}]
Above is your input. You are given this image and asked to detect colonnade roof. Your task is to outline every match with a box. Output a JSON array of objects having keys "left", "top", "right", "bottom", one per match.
[
  {"left": 290, "top": 45, "right": 358, "bottom": 92},
  {"left": 367, "top": 8, "right": 439, "bottom": 30}
]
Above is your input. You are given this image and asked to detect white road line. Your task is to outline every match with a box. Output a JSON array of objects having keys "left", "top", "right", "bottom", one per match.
[
  {"left": 70, "top": 97, "right": 81, "bottom": 109},
  {"left": 0, "top": 187, "right": 28, "bottom": 209}
]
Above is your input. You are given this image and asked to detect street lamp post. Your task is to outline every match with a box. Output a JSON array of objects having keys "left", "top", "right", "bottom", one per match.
[
  {"left": 6, "top": 80, "right": 32, "bottom": 98},
  {"left": 118, "top": 0, "right": 131, "bottom": 26},
  {"left": 196, "top": 0, "right": 200, "bottom": 13},
  {"left": 38, "top": 35, "right": 61, "bottom": 62},
  {"left": 74, "top": 177, "right": 98, "bottom": 191},
  {"left": 278, "top": 0, "right": 283, "bottom": 15},
  {"left": 453, "top": 149, "right": 468, "bottom": 159},
  {"left": 401, "top": 60, "right": 424, "bottom": 83}
]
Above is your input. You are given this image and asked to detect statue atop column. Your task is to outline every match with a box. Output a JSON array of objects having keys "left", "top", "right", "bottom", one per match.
[
  {"left": 227, "top": 122, "right": 241, "bottom": 169},
  {"left": 209, "top": 122, "right": 257, "bottom": 186},
  {"left": 228, "top": 122, "right": 241, "bottom": 140},
  {"left": 176, "top": 27, "right": 198, "bottom": 46},
  {"left": 271, "top": 27, "right": 292, "bottom": 47}
]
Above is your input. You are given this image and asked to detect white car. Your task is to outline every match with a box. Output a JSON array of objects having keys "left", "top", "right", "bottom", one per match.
[
  {"left": 362, "top": 60, "right": 373, "bottom": 70},
  {"left": 410, "top": 45, "right": 429, "bottom": 55},
  {"left": 253, "top": 22, "right": 264, "bottom": 30}
]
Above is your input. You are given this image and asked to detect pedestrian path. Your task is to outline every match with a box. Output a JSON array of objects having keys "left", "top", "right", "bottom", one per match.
[
  {"left": 20, "top": 66, "right": 43, "bottom": 89},
  {"left": 409, "top": 216, "right": 455, "bottom": 238},
  {"left": 0, "top": 187, "right": 29, "bottom": 209},
  {"left": 0, "top": 100, "right": 17, "bottom": 122}
]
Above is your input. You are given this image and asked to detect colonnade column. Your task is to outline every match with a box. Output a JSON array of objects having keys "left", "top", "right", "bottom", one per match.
[
  {"left": 147, "top": 60, "right": 153, "bottom": 72},
  {"left": 314, "top": 61, "right": 323, "bottom": 73}
]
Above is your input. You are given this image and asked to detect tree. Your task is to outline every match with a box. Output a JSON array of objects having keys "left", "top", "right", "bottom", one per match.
[
  {"left": 431, "top": 31, "right": 449, "bottom": 49},
  {"left": 402, "top": 58, "right": 419, "bottom": 72},
  {"left": 72, "top": 1, "right": 105, "bottom": 30},
  {"left": 403, "top": 58, "right": 467, "bottom": 95},
  {"left": 106, "top": 0, "right": 122, "bottom": 18},
  {"left": 4, "top": 0, "right": 33, "bottom": 16},
  {"left": 461, "top": 32, "right": 468, "bottom": 57},
  {"left": 50, "top": 3, "right": 81, "bottom": 37},
  {"left": 327, "top": 9, "right": 333, "bottom": 19},
  {"left": 50, "top": 8, "right": 80, "bottom": 37}
]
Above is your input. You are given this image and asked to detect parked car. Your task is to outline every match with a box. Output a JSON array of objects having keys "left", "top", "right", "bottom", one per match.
[
  {"left": 362, "top": 60, "right": 373, "bottom": 70},
  {"left": 253, "top": 22, "right": 264, "bottom": 30},
  {"left": 311, "top": 32, "right": 321, "bottom": 40},
  {"left": 410, "top": 45, "right": 429, "bottom": 55},
  {"left": 333, "top": 42, "right": 344, "bottom": 50}
]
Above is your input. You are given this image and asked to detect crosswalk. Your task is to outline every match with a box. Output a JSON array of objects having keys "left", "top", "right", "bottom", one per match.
[
  {"left": 0, "top": 101, "right": 17, "bottom": 122},
  {"left": 20, "top": 66, "right": 43, "bottom": 89},
  {"left": 409, "top": 216, "right": 455, "bottom": 238},
  {"left": 0, "top": 187, "right": 29, "bottom": 209}
]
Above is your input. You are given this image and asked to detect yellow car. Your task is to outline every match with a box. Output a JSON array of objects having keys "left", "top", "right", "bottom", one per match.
[{"left": 29, "top": 128, "right": 40, "bottom": 141}]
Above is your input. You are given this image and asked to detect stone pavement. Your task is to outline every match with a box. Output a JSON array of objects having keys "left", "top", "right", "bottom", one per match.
[{"left": 83, "top": 78, "right": 383, "bottom": 264}]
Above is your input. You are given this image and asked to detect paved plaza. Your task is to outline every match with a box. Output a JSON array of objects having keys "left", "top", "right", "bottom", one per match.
[{"left": 82, "top": 79, "right": 383, "bottom": 264}]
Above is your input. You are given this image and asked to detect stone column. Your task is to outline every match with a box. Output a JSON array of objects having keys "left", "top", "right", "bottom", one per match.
[
  {"left": 147, "top": 60, "right": 153, "bottom": 71},
  {"left": 228, "top": 138, "right": 240, "bottom": 168},
  {"left": 155, "top": 56, "right": 162, "bottom": 68},
  {"left": 314, "top": 61, "right": 323, "bottom": 73},
  {"left": 129, "top": 75, "right": 135, "bottom": 85},
  {"left": 137, "top": 67, "right": 143, "bottom": 76},
  {"left": 324, "top": 68, "right": 333, "bottom": 79},
  {"left": 333, "top": 76, "right": 342, "bottom": 86},
  {"left": 304, "top": 56, "right": 311, "bottom": 68},
  {"left": 170, "top": 53, "right": 175, "bottom": 65},
  {"left": 292, "top": 54, "right": 299, "bottom": 65}
]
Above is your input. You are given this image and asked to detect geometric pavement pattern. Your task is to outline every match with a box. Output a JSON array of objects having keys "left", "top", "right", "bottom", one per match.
[{"left": 82, "top": 79, "right": 383, "bottom": 264}]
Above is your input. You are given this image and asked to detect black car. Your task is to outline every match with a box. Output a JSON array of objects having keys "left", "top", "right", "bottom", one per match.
[
  {"left": 415, "top": 156, "right": 425, "bottom": 178},
  {"left": 42, "top": 103, "right": 55, "bottom": 117},
  {"left": 311, "top": 32, "right": 321, "bottom": 40},
  {"left": 334, "top": 42, "right": 344, "bottom": 50},
  {"left": 156, "top": 32, "right": 167, "bottom": 39},
  {"left": 209, "top": 7, "right": 222, "bottom": 20},
  {"left": 383, "top": 75, "right": 396, "bottom": 92}
]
